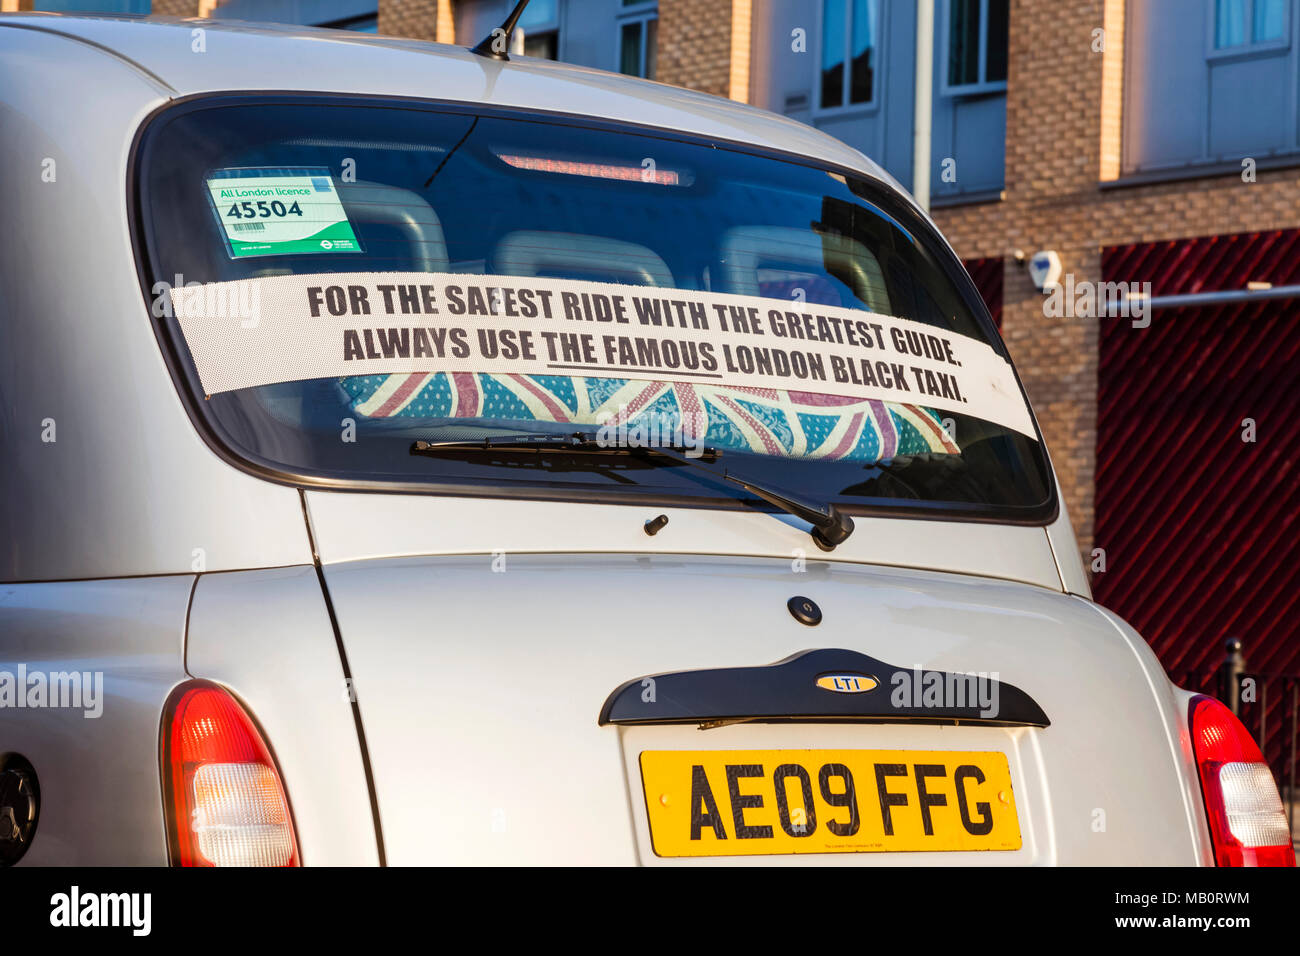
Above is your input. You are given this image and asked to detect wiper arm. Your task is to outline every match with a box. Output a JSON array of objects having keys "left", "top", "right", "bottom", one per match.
[
  {"left": 411, "top": 433, "right": 855, "bottom": 551},
  {"left": 634, "top": 443, "right": 855, "bottom": 551}
]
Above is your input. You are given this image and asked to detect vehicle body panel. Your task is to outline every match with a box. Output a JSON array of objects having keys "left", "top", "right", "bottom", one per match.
[
  {"left": 317, "top": 551, "right": 1207, "bottom": 865},
  {"left": 184, "top": 566, "right": 381, "bottom": 866},
  {"left": 304, "top": 490, "right": 1066, "bottom": 591},
  {"left": 0, "top": 577, "right": 191, "bottom": 865},
  {"left": 0, "top": 23, "right": 313, "bottom": 583}
]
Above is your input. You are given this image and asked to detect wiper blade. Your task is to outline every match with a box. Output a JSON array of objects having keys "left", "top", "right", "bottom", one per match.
[
  {"left": 411, "top": 433, "right": 855, "bottom": 551},
  {"left": 412, "top": 432, "right": 717, "bottom": 459}
]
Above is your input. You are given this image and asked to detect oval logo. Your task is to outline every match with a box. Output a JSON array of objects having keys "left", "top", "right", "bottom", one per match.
[{"left": 815, "top": 673, "right": 878, "bottom": 694}]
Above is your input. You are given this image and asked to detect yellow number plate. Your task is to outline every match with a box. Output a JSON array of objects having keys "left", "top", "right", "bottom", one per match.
[{"left": 640, "top": 749, "right": 1021, "bottom": 857}]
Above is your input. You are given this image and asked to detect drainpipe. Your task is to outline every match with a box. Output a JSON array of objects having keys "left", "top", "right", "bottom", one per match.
[
  {"left": 912, "top": 0, "right": 935, "bottom": 213},
  {"left": 1104, "top": 284, "right": 1300, "bottom": 316},
  {"left": 1144, "top": 284, "right": 1300, "bottom": 309}
]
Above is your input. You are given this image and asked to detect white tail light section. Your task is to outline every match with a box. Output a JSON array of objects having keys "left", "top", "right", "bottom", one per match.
[
  {"left": 1215, "top": 762, "right": 1292, "bottom": 848},
  {"left": 162, "top": 680, "right": 300, "bottom": 867},
  {"left": 192, "top": 763, "right": 295, "bottom": 866}
]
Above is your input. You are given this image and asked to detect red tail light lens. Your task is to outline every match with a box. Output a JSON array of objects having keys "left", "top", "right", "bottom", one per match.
[
  {"left": 1188, "top": 694, "right": 1294, "bottom": 867},
  {"left": 162, "top": 680, "right": 300, "bottom": 867}
]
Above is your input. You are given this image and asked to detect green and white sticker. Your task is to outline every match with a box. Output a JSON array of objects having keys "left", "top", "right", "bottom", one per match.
[{"left": 206, "top": 168, "right": 362, "bottom": 259}]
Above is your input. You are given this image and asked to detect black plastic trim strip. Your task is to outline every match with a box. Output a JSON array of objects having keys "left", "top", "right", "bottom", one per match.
[{"left": 598, "top": 648, "right": 1050, "bottom": 728}]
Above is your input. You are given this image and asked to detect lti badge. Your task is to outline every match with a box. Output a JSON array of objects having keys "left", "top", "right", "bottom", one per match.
[{"left": 815, "top": 673, "right": 878, "bottom": 694}]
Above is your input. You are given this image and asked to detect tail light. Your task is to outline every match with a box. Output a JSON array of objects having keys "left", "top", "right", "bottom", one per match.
[
  {"left": 1188, "top": 694, "right": 1294, "bottom": 867},
  {"left": 162, "top": 680, "right": 300, "bottom": 867}
]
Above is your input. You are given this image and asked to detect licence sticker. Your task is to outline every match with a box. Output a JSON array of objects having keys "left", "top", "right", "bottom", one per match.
[{"left": 206, "top": 167, "right": 362, "bottom": 259}]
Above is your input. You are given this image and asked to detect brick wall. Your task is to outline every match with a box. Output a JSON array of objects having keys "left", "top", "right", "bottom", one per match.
[
  {"left": 378, "top": 0, "right": 441, "bottom": 41},
  {"left": 149, "top": 0, "right": 203, "bottom": 15},
  {"left": 932, "top": 0, "right": 1300, "bottom": 561},
  {"left": 658, "top": 0, "right": 740, "bottom": 99}
]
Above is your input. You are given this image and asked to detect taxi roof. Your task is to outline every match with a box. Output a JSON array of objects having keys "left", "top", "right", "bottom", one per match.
[{"left": 0, "top": 12, "right": 904, "bottom": 195}]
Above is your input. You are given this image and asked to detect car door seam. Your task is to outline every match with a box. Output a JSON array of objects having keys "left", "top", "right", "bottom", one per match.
[
  {"left": 182, "top": 572, "right": 199, "bottom": 677},
  {"left": 299, "top": 488, "right": 389, "bottom": 867}
]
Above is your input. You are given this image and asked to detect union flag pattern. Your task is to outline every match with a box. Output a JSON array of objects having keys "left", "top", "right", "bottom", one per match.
[{"left": 338, "top": 372, "right": 960, "bottom": 460}]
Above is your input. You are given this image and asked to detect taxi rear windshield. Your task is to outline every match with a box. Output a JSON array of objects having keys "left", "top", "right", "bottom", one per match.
[{"left": 136, "top": 97, "right": 1053, "bottom": 520}]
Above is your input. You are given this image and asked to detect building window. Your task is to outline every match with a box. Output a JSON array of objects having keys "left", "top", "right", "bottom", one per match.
[
  {"left": 619, "top": 2, "right": 658, "bottom": 79},
  {"left": 520, "top": 0, "right": 560, "bottom": 60},
  {"left": 820, "top": 0, "right": 877, "bottom": 110},
  {"left": 1213, "top": 0, "right": 1290, "bottom": 50},
  {"left": 944, "top": 0, "right": 1008, "bottom": 92}
]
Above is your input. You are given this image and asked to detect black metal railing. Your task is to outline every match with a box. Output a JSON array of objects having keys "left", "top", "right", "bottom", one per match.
[{"left": 1177, "top": 638, "right": 1299, "bottom": 841}]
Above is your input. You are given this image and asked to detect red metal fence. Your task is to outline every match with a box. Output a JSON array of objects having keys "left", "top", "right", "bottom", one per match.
[
  {"left": 1098, "top": 230, "right": 1300, "bottom": 782},
  {"left": 963, "top": 256, "right": 1004, "bottom": 329}
]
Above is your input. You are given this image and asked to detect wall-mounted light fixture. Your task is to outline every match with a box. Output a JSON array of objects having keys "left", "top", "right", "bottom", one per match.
[{"left": 1027, "top": 250, "right": 1062, "bottom": 291}]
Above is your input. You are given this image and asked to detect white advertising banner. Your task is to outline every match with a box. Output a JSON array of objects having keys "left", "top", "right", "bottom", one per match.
[{"left": 170, "top": 271, "right": 1037, "bottom": 438}]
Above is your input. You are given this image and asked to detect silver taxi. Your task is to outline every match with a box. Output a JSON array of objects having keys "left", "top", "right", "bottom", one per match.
[{"left": 0, "top": 13, "right": 1291, "bottom": 867}]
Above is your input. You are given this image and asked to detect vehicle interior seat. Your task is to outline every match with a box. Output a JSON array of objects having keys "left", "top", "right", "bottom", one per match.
[
  {"left": 719, "top": 225, "right": 892, "bottom": 315},
  {"left": 491, "top": 230, "right": 675, "bottom": 288}
]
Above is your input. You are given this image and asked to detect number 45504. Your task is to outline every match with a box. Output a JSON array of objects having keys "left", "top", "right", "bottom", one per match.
[{"left": 227, "top": 200, "right": 303, "bottom": 219}]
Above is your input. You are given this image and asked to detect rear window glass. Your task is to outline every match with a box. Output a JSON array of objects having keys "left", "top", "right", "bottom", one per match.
[{"left": 136, "top": 97, "right": 1052, "bottom": 520}]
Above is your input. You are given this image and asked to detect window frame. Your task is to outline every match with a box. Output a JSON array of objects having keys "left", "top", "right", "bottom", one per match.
[
  {"left": 1120, "top": 0, "right": 1300, "bottom": 176},
  {"left": 939, "top": 0, "right": 1010, "bottom": 97},
  {"left": 127, "top": 91, "right": 1057, "bottom": 527},
  {"left": 617, "top": 1, "right": 658, "bottom": 80},
  {"left": 1207, "top": 0, "right": 1292, "bottom": 60},
  {"left": 814, "top": 0, "right": 882, "bottom": 116}
]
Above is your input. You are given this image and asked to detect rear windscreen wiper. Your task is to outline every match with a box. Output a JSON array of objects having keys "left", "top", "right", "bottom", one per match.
[{"left": 411, "top": 433, "right": 855, "bottom": 551}]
